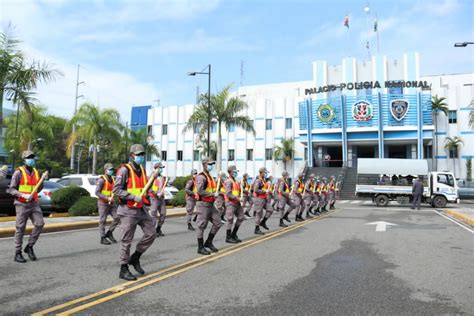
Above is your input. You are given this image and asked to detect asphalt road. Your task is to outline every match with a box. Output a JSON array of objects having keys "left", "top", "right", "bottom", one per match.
[{"left": 0, "top": 203, "right": 473, "bottom": 315}]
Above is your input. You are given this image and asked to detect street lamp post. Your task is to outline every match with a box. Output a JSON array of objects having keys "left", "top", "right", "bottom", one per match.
[
  {"left": 187, "top": 64, "right": 211, "bottom": 157},
  {"left": 454, "top": 42, "right": 474, "bottom": 47},
  {"left": 70, "top": 64, "right": 84, "bottom": 172}
]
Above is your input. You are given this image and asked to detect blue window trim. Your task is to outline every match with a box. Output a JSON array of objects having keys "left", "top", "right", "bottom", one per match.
[
  {"left": 153, "top": 141, "right": 161, "bottom": 144},
  {"left": 168, "top": 140, "right": 176, "bottom": 144},
  {"left": 274, "top": 116, "right": 284, "bottom": 119},
  {"left": 275, "top": 137, "right": 283, "bottom": 140},
  {"left": 461, "top": 155, "right": 474, "bottom": 159},
  {"left": 236, "top": 138, "right": 245, "bottom": 141},
  {"left": 460, "top": 131, "right": 474, "bottom": 135},
  {"left": 184, "top": 140, "right": 192, "bottom": 143},
  {"left": 460, "top": 107, "right": 473, "bottom": 111},
  {"left": 184, "top": 159, "right": 192, "bottom": 162},
  {"left": 434, "top": 132, "right": 447, "bottom": 135},
  {"left": 255, "top": 158, "right": 264, "bottom": 161},
  {"left": 294, "top": 157, "right": 304, "bottom": 161},
  {"left": 168, "top": 159, "right": 176, "bottom": 162},
  {"left": 435, "top": 155, "right": 447, "bottom": 159},
  {"left": 255, "top": 117, "right": 265, "bottom": 120},
  {"left": 256, "top": 138, "right": 264, "bottom": 141}
]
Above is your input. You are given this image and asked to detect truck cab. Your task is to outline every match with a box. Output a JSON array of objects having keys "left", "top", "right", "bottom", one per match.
[{"left": 429, "top": 172, "right": 459, "bottom": 208}]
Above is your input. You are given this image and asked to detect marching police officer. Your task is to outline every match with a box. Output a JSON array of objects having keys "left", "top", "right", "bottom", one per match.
[
  {"left": 224, "top": 165, "right": 244, "bottom": 243},
  {"left": 150, "top": 162, "right": 167, "bottom": 237},
  {"left": 215, "top": 171, "right": 227, "bottom": 223},
  {"left": 113, "top": 144, "right": 157, "bottom": 281},
  {"left": 252, "top": 167, "right": 273, "bottom": 235},
  {"left": 195, "top": 157, "right": 222, "bottom": 255},
  {"left": 303, "top": 174, "right": 315, "bottom": 219},
  {"left": 292, "top": 173, "right": 305, "bottom": 221},
  {"left": 9, "top": 150, "right": 45, "bottom": 263},
  {"left": 96, "top": 163, "right": 120, "bottom": 245},
  {"left": 276, "top": 171, "right": 295, "bottom": 227},
  {"left": 312, "top": 177, "right": 322, "bottom": 215},
  {"left": 328, "top": 176, "right": 337, "bottom": 210},
  {"left": 241, "top": 173, "right": 253, "bottom": 218},
  {"left": 184, "top": 169, "right": 198, "bottom": 230},
  {"left": 320, "top": 177, "right": 328, "bottom": 212}
]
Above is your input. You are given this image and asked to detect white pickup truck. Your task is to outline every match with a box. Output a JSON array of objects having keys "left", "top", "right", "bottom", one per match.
[{"left": 355, "top": 158, "right": 459, "bottom": 208}]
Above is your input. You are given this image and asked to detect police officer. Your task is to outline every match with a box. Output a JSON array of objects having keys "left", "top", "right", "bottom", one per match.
[
  {"left": 184, "top": 169, "right": 198, "bottom": 230},
  {"left": 241, "top": 173, "right": 253, "bottom": 218},
  {"left": 215, "top": 171, "right": 228, "bottom": 224},
  {"left": 253, "top": 167, "right": 273, "bottom": 235},
  {"left": 8, "top": 150, "right": 45, "bottom": 263},
  {"left": 312, "top": 177, "right": 322, "bottom": 215},
  {"left": 113, "top": 144, "right": 157, "bottom": 281},
  {"left": 320, "top": 177, "right": 328, "bottom": 212},
  {"left": 150, "top": 162, "right": 167, "bottom": 237},
  {"left": 224, "top": 165, "right": 244, "bottom": 243},
  {"left": 96, "top": 163, "right": 120, "bottom": 245},
  {"left": 195, "top": 157, "right": 223, "bottom": 255},
  {"left": 303, "top": 174, "right": 315, "bottom": 219},
  {"left": 266, "top": 175, "right": 277, "bottom": 210},
  {"left": 276, "top": 171, "right": 295, "bottom": 227},
  {"left": 328, "top": 176, "right": 337, "bottom": 210},
  {"left": 292, "top": 173, "right": 305, "bottom": 221}
]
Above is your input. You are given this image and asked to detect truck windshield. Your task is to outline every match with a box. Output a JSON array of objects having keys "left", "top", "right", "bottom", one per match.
[{"left": 437, "top": 174, "right": 455, "bottom": 187}]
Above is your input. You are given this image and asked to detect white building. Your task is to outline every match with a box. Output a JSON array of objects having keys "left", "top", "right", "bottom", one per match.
[{"left": 138, "top": 53, "right": 473, "bottom": 180}]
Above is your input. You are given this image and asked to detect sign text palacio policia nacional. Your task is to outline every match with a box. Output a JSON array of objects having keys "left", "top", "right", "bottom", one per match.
[{"left": 305, "top": 80, "right": 431, "bottom": 95}]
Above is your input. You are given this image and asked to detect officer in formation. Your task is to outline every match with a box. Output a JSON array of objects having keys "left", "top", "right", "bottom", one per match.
[
  {"left": 276, "top": 171, "right": 295, "bottom": 227},
  {"left": 302, "top": 174, "right": 315, "bottom": 220},
  {"left": 184, "top": 169, "right": 198, "bottom": 231},
  {"left": 223, "top": 165, "right": 244, "bottom": 243},
  {"left": 95, "top": 163, "right": 120, "bottom": 245},
  {"left": 215, "top": 171, "right": 228, "bottom": 223},
  {"left": 252, "top": 167, "right": 273, "bottom": 235},
  {"left": 150, "top": 162, "right": 167, "bottom": 237},
  {"left": 292, "top": 173, "right": 305, "bottom": 221},
  {"left": 241, "top": 173, "right": 253, "bottom": 218},
  {"left": 328, "top": 176, "right": 337, "bottom": 210}
]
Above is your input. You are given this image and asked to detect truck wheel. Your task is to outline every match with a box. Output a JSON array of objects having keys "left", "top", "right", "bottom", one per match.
[
  {"left": 432, "top": 195, "right": 447, "bottom": 208},
  {"left": 375, "top": 195, "right": 389, "bottom": 207}
]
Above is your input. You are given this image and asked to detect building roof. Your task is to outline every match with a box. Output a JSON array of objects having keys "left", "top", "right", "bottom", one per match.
[{"left": 357, "top": 158, "right": 428, "bottom": 176}]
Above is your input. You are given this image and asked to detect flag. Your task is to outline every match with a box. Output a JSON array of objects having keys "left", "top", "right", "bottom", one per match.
[
  {"left": 365, "top": 41, "right": 370, "bottom": 49},
  {"left": 373, "top": 18, "right": 378, "bottom": 32},
  {"left": 343, "top": 15, "right": 350, "bottom": 28}
]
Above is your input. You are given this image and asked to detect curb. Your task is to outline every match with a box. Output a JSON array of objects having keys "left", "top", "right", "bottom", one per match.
[
  {"left": 445, "top": 209, "right": 474, "bottom": 227},
  {"left": 0, "top": 211, "right": 187, "bottom": 238}
]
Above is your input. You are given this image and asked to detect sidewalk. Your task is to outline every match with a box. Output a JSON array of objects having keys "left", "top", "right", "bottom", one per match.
[
  {"left": 443, "top": 208, "right": 474, "bottom": 227},
  {"left": 0, "top": 208, "right": 187, "bottom": 238}
]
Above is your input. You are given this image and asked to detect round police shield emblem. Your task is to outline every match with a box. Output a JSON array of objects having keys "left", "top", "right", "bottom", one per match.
[
  {"left": 390, "top": 99, "right": 409, "bottom": 121},
  {"left": 317, "top": 104, "right": 335, "bottom": 123}
]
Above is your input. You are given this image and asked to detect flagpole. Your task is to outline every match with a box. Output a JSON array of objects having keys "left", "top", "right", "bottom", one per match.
[{"left": 376, "top": 12, "right": 380, "bottom": 54}]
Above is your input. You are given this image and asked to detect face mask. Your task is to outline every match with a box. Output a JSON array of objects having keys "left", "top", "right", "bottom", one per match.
[
  {"left": 25, "top": 158, "right": 36, "bottom": 168},
  {"left": 134, "top": 155, "right": 145, "bottom": 165},
  {"left": 106, "top": 169, "right": 114, "bottom": 176},
  {"left": 207, "top": 164, "right": 214, "bottom": 172},
  {"left": 232, "top": 171, "right": 238, "bottom": 178}
]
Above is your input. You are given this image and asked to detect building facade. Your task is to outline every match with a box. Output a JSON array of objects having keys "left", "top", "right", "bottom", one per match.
[{"left": 139, "top": 53, "right": 473, "bottom": 180}]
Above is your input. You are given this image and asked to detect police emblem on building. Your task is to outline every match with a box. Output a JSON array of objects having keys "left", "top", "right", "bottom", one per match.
[
  {"left": 390, "top": 99, "right": 409, "bottom": 121},
  {"left": 317, "top": 104, "right": 335, "bottom": 123},
  {"left": 352, "top": 100, "right": 373, "bottom": 121}
]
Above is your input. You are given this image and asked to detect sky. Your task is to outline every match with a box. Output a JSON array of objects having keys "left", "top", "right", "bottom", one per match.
[{"left": 1, "top": 0, "right": 473, "bottom": 121}]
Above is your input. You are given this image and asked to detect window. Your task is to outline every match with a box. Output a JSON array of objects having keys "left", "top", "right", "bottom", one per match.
[
  {"left": 247, "top": 120, "right": 254, "bottom": 132},
  {"left": 68, "top": 177, "right": 83, "bottom": 186},
  {"left": 266, "top": 119, "right": 272, "bottom": 130},
  {"left": 211, "top": 122, "right": 217, "bottom": 133},
  {"left": 147, "top": 125, "right": 153, "bottom": 136},
  {"left": 88, "top": 177, "right": 99, "bottom": 185},
  {"left": 247, "top": 149, "right": 253, "bottom": 161},
  {"left": 57, "top": 179, "right": 70, "bottom": 186},
  {"left": 162, "top": 124, "right": 168, "bottom": 135},
  {"left": 161, "top": 151, "right": 167, "bottom": 161},
  {"left": 44, "top": 181, "right": 63, "bottom": 189},
  {"left": 449, "top": 147, "right": 458, "bottom": 158},
  {"left": 304, "top": 147, "right": 308, "bottom": 160},
  {"left": 193, "top": 150, "right": 200, "bottom": 161},
  {"left": 265, "top": 148, "right": 273, "bottom": 160},
  {"left": 448, "top": 110, "right": 457, "bottom": 124},
  {"left": 437, "top": 174, "right": 455, "bottom": 187},
  {"left": 146, "top": 151, "right": 152, "bottom": 161},
  {"left": 228, "top": 123, "right": 235, "bottom": 132},
  {"left": 423, "top": 145, "right": 433, "bottom": 159},
  {"left": 177, "top": 150, "right": 183, "bottom": 161},
  {"left": 228, "top": 149, "right": 235, "bottom": 161},
  {"left": 193, "top": 124, "right": 200, "bottom": 134},
  {"left": 285, "top": 118, "right": 292, "bottom": 129}
]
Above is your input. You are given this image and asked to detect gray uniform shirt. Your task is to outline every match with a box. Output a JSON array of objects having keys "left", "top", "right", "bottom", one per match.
[
  {"left": 8, "top": 167, "right": 44, "bottom": 204},
  {"left": 412, "top": 180, "right": 424, "bottom": 195},
  {"left": 185, "top": 179, "right": 195, "bottom": 197},
  {"left": 225, "top": 178, "right": 240, "bottom": 201},
  {"left": 253, "top": 177, "right": 265, "bottom": 195},
  {"left": 96, "top": 175, "right": 114, "bottom": 205},
  {"left": 304, "top": 179, "right": 314, "bottom": 195},
  {"left": 278, "top": 179, "right": 290, "bottom": 198}
]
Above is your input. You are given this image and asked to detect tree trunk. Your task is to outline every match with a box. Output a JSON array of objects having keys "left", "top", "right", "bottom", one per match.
[
  {"left": 27, "top": 141, "right": 32, "bottom": 151},
  {"left": 92, "top": 137, "right": 97, "bottom": 175},
  {"left": 217, "top": 122, "right": 222, "bottom": 172},
  {"left": 433, "top": 114, "right": 437, "bottom": 171},
  {"left": 284, "top": 160, "right": 287, "bottom": 172}
]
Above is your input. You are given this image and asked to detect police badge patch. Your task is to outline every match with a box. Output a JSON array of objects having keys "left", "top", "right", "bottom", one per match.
[
  {"left": 352, "top": 100, "right": 373, "bottom": 121},
  {"left": 317, "top": 104, "right": 335, "bottom": 123},
  {"left": 390, "top": 99, "right": 409, "bottom": 121}
]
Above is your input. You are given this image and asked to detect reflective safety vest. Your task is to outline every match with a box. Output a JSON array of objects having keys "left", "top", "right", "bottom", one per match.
[
  {"left": 224, "top": 179, "right": 241, "bottom": 203},
  {"left": 242, "top": 180, "right": 251, "bottom": 195},
  {"left": 293, "top": 180, "right": 304, "bottom": 194},
  {"left": 152, "top": 175, "right": 166, "bottom": 195},
  {"left": 321, "top": 183, "right": 328, "bottom": 193},
  {"left": 278, "top": 180, "right": 290, "bottom": 197},
  {"left": 253, "top": 177, "right": 267, "bottom": 199},
  {"left": 219, "top": 178, "right": 226, "bottom": 194},
  {"left": 186, "top": 178, "right": 198, "bottom": 199},
  {"left": 17, "top": 166, "right": 39, "bottom": 203},
  {"left": 124, "top": 163, "right": 147, "bottom": 209},
  {"left": 329, "top": 182, "right": 336, "bottom": 192},
  {"left": 305, "top": 182, "right": 314, "bottom": 194},
  {"left": 99, "top": 175, "right": 114, "bottom": 204},
  {"left": 198, "top": 173, "right": 217, "bottom": 203}
]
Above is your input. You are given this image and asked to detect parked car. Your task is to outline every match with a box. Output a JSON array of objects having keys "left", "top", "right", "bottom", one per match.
[
  {"left": 458, "top": 187, "right": 474, "bottom": 200},
  {"left": 0, "top": 176, "right": 15, "bottom": 216},
  {"left": 38, "top": 181, "right": 64, "bottom": 213},
  {"left": 57, "top": 174, "right": 99, "bottom": 196},
  {"left": 164, "top": 185, "right": 179, "bottom": 203}
]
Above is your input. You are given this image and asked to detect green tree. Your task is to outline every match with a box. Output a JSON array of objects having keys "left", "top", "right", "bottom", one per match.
[
  {"left": 184, "top": 83, "right": 255, "bottom": 171},
  {"left": 195, "top": 134, "right": 217, "bottom": 161},
  {"left": 466, "top": 158, "right": 472, "bottom": 183},
  {"left": 469, "top": 99, "right": 474, "bottom": 129},
  {"left": 66, "top": 102, "right": 122, "bottom": 175},
  {"left": 431, "top": 95, "right": 449, "bottom": 170},
  {"left": 273, "top": 138, "right": 294, "bottom": 171},
  {"left": 444, "top": 136, "right": 463, "bottom": 178},
  {"left": 128, "top": 127, "right": 160, "bottom": 161}
]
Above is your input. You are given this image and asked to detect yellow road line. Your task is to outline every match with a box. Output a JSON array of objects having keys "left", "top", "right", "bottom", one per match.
[
  {"left": 445, "top": 209, "right": 474, "bottom": 227},
  {"left": 34, "top": 211, "right": 336, "bottom": 315}
]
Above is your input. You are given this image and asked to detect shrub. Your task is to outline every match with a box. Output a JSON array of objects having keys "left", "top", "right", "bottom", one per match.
[
  {"left": 172, "top": 176, "right": 191, "bottom": 190},
  {"left": 170, "top": 190, "right": 186, "bottom": 207},
  {"left": 51, "top": 186, "right": 90, "bottom": 212},
  {"left": 68, "top": 196, "right": 98, "bottom": 216}
]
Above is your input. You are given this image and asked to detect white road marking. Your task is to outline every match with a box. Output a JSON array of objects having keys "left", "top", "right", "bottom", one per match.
[
  {"left": 338, "top": 200, "right": 350, "bottom": 204},
  {"left": 433, "top": 210, "right": 474, "bottom": 233},
  {"left": 350, "top": 200, "right": 362, "bottom": 204},
  {"left": 362, "top": 201, "right": 372, "bottom": 205},
  {"left": 365, "top": 221, "right": 398, "bottom": 232}
]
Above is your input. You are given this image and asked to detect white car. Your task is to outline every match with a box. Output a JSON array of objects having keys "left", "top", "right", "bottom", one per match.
[
  {"left": 164, "top": 185, "right": 179, "bottom": 202},
  {"left": 57, "top": 174, "right": 99, "bottom": 196}
]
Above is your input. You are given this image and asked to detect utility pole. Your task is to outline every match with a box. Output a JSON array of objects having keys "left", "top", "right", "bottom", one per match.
[{"left": 70, "top": 64, "right": 84, "bottom": 172}]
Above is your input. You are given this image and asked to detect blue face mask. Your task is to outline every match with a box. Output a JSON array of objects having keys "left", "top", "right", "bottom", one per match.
[
  {"left": 207, "top": 164, "right": 214, "bottom": 172},
  {"left": 134, "top": 155, "right": 145, "bottom": 165},
  {"left": 232, "top": 171, "right": 238, "bottom": 178},
  {"left": 25, "top": 158, "right": 36, "bottom": 168},
  {"left": 106, "top": 169, "right": 114, "bottom": 176}
]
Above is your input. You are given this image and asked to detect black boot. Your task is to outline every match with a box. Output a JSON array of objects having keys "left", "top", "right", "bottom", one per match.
[
  {"left": 119, "top": 264, "right": 137, "bottom": 281},
  {"left": 129, "top": 251, "right": 145, "bottom": 275},
  {"left": 106, "top": 230, "right": 117, "bottom": 243},
  {"left": 315, "top": 208, "right": 321, "bottom": 215},
  {"left": 101, "top": 236, "right": 112, "bottom": 245},
  {"left": 14, "top": 251, "right": 26, "bottom": 263},
  {"left": 254, "top": 225, "right": 264, "bottom": 235},
  {"left": 283, "top": 213, "right": 291, "bottom": 223},
  {"left": 244, "top": 211, "right": 251, "bottom": 218},
  {"left": 193, "top": 214, "right": 198, "bottom": 222},
  {"left": 24, "top": 245, "right": 37, "bottom": 261},
  {"left": 197, "top": 238, "right": 210, "bottom": 255},
  {"left": 260, "top": 217, "right": 270, "bottom": 230},
  {"left": 330, "top": 203, "right": 335, "bottom": 210},
  {"left": 306, "top": 211, "right": 313, "bottom": 219},
  {"left": 221, "top": 213, "right": 227, "bottom": 223},
  {"left": 295, "top": 214, "right": 303, "bottom": 222},
  {"left": 204, "top": 233, "right": 219, "bottom": 252},
  {"left": 279, "top": 219, "right": 288, "bottom": 227},
  {"left": 231, "top": 226, "right": 242, "bottom": 243},
  {"left": 188, "top": 223, "right": 195, "bottom": 231},
  {"left": 156, "top": 225, "right": 165, "bottom": 237},
  {"left": 226, "top": 230, "right": 238, "bottom": 243}
]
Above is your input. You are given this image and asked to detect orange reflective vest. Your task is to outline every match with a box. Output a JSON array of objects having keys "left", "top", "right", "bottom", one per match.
[
  {"left": 152, "top": 176, "right": 166, "bottom": 195},
  {"left": 124, "top": 163, "right": 148, "bottom": 209},
  {"left": 198, "top": 173, "right": 217, "bottom": 203},
  {"left": 99, "top": 175, "right": 114, "bottom": 204},
  {"left": 186, "top": 178, "right": 198, "bottom": 199},
  {"left": 278, "top": 180, "right": 290, "bottom": 197},
  {"left": 329, "top": 182, "right": 336, "bottom": 192},
  {"left": 253, "top": 177, "right": 267, "bottom": 199},
  {"left": 224, "top": 179, "right": 241, "bottom": 204},
  {"left": 17, "top": 166, "right": 39, "bottom": 203}
]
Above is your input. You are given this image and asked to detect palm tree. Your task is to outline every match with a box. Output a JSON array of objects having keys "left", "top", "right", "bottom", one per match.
[
  {"left": 66, "top": 102, "right": 122, "bottom": 175},
  {"left": 195, "top": 134, "right": 217, "bottom": 160},
  {"left": 128, "top": 127, "right": 160, "bottom": 161},
  {"left": 431, "top": 95, "right": 449, "bottom": 170},
  {"left": 273, "top": 138, "right": 294, "bottom": 171},
  {"left": 184, "top": 83, "right": 255, "bottom": 171},
  {"left": 444, "top": 136, "right": 463, "bottom": 178},
  {"left": 469, "top": 99, "right": 474, "bottom": 129}
]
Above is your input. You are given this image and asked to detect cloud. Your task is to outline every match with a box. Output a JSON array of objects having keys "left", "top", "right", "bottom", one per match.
[
  {"left": 413, "top": 0, "right": 460, "bottom": 16},
  {"left": 75, "top": 30, "right": 135, "bottom": 43}
]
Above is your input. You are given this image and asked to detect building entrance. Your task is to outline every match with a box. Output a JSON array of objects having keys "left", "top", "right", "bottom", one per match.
[
  {"left": 357, "top": 145, "right": 376, "bottom": 158},
  {"left": 388, "top": 145, "right": 408, "bottom": 158},
  {"left": 325, "top": 146, "right": 343, "bottom": 167}
]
